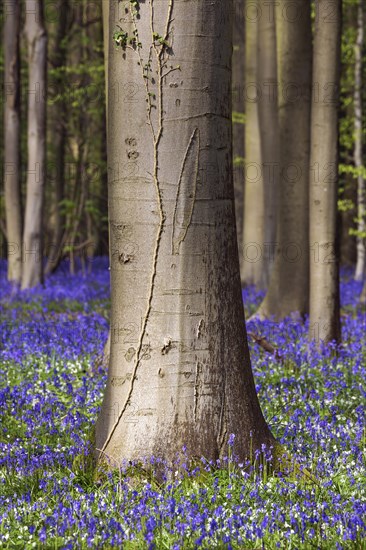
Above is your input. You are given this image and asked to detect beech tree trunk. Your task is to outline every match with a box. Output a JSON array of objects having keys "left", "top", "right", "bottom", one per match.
[
  {"left": 95, "top": 0, "right": 275, "bottom": 468},
  {"left": 255, "top": 0, "right": 312, "bottom": 319},
  {"left": 309, "top": 0, "right": 341, "bottom": 345},
  {"left": 102, "top": 0, "right": 109, "bottom": 112},
  {"left": 340, "top": 171, "right": 357, "bottom": 266},
  {"left": 257, "top": 0, "right": 279, "bottom": 288},
  {"left": 45, "top": 0, "right": 68, "bottom": 275},
  {"left": 232, "top": 2, "right": 244, "bottom": 251},
  {"left": 102, "top": 0, "right": 111, "bottom": 366},
  {"left": 241, "top": 13, "right": 265, "bottom": 288},
  {"left": 22, "top": 0, "right": 47, "bottom": 289},
  {"left": 354, "top": 0, "right": 365, "bottom": 281},
  {"left": 360, "top": 280, "right": 366, "bottom": 304},
  {"left": 4, "top": 0, "right": 22, "bottom": 285}
]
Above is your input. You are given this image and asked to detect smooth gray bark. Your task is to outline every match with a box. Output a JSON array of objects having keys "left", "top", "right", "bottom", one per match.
[
  {"left": 309, "top": 0, "right": 341, "bottom": 345},
  {"left": 241, "top": 13, "right": 265, "bottom": 287},
  {"left": 4, "top": 0, "right": 22, "bottom": 284},
  {"left": 45, "top": 0, "right": 68, "bottom": 275},
  {"left": 257, "top": 0, "right": 279, "bottom": 288},
  {"left": 95, "top": 0, "right": 275, "bottom": 468},
  {"left": 255, "top": 0, "right": 312, "bottom": 319},
  {"left": 22, "top": 0, "right": 47, "bottom": 289}
]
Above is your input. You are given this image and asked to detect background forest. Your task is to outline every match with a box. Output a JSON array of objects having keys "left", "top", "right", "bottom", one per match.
[
  {"left": 1, "top": 0, "right": 108, "bottom": 278},
  {"left": 0, "top": 0, "right": 365, "bottom": 288},
  {"left": 0, "top": 0, "right": 365, "bottom": 548}
]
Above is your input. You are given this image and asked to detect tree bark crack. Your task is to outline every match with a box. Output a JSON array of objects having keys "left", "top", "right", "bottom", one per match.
[{"left": 172, "top": 127, "right": 200, "bottom": 254}]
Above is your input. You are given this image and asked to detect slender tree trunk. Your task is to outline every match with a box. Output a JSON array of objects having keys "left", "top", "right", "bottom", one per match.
[
  {"left": 360, "top": 280, "right": 366, "bottom": 304},
  {"left": 22, "top": 0, "right": 47, "bottom": 289},
  {"left": 241, "top": 12, "right": 265, "bottom": 288},
  {"left": 309, "top": 0, "right": 341, "bottom": 345},
  {"left": 95, "top": 0, "right": 275, "bottom": 469},
  {"left": 96, "top": 3, "right": 109, "bottom": 258},
  {"left": 102, "top": 0, "right": 109, "bottom": 114},
  {"left": 232, "top": 2, "right": 244, "bottom": 251},
  {"left": 45, "top": 0, "right": 69, "bottom": 275},
  {"left": 4, "top": 0, "right": 22, "bottom": 285},
  {"left": 257, "top": 0, "right": 279, "bottom": 288},
  {"left": 255, "top": 0, "right": 312, "bottom": 319},
  {"left": 102, "top": 0, "right": 111, "bottom": 362},
  {"left": 66, "top": 0, "right": 89, "bottom": 275},
  {"left": 340, "top": 171, "right": 357, "bottom": 266},
  {"left": 354, "top": 0, "right": 365, "bottom": 281},
  {"left": 340, "top": 3, "right": 358, "bottom": 267}
]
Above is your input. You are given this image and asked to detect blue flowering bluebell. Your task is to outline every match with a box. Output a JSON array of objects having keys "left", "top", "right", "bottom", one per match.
[{"left": 0, "top": 259, "right": 364, "bottom": 547}]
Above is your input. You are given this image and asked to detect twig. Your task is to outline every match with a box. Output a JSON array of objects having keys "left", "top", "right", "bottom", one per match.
[{"left": 248, "top": 332, "right": 283, "bottom": 362}]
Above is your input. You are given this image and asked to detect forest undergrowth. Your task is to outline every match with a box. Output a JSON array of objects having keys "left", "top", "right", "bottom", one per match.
[{"left": 0, "top": 258, "right": 365, "bottom": 549}]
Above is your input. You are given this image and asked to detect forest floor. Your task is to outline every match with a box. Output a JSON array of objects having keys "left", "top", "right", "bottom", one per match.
[{"left": 0, "top": 258, "right": 365, "bottom": 549}]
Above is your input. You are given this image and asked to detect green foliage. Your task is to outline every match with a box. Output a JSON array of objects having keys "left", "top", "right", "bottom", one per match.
[
  {"left": 113, "top": 28, "right": 129, "bottom": 50},
  {"left": 152, "top": 32, "right": 170, "bottom": 47},
  {"left": 42, "top": 7, "right": 109, "bottom": 264},
  {"left": 130, "top": 0, "right": 140, "bottom": 16},
  {"left": 232, "top": 111, "right": 245, "bottom": 125},
  {"left": 349, "top": 225, "right": 366, "bottom": 239},
  {"left": 113, "top": 26, "right": 142, "bottom": 51},
  {"left": 233, "top": 156, "right": 245, "bottom": 168},
  {"left": 338, "top": 198, "right": 354, "bottom": 213},
  {"left": 337, "top": 0, "right": 366, "bottom": 246}
]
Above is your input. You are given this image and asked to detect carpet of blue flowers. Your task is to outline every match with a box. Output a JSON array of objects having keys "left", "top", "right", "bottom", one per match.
[{"left": 0, "top": 258, "right": 365, "bottom": 549}]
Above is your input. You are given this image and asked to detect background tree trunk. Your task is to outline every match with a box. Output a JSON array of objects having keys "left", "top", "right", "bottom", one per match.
[
  {"left": 354, "top": 0, "right": 365, "bottom": 281},
  {"left": 101, "top": 0, "right": 110, "bottom": 365},
  {"left": 241, "top": 12, "right": 265, "bottom": 288},
  {"left": 102, "top": 0, "right": 109, "bottom": 114},
  {"left": 232, "top": 2, "right": 244, "bottom": 252},
  {"left": 257, "top": 0, "right": 279, "bottom": 288},
  {"left": 22, "top": 0, "right": 47, "bottom": 289},
  {"left": 309, "top": 0, "right": 341, "bottom": 345},
  {"left": 340, "top": 171, "right": 357, "bottom": 266},
  {"left": 45, "top": 0, "right": 69, "bottom": 275},
  {"left": 255, "top": 0, "right": 312, "bottom": 319},
  {"left": 339, "top": 1, "right": 358, "bottom": 268},
  {"left": 4, "top": 0, "right": 22, "bottom": 285},
  {"left": 360, "top": 280, "right": 366, "bottom": 304},
  {"left": 95, "top": 0, "right": 275, "bottom": 468}
]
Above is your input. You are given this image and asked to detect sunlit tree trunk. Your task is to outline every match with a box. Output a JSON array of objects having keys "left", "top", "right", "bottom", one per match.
[
  {"left": 22, "top": 0, "right": 47, "bottom": 289},
  {"left": 309, "top": 0, "right": 341, "bottom": 345},
  {"left": 95, "top": 0, "right": 275, "bottom": 468},
  {"left": 257, "top": 0, "right": 279, "bottom": 288},
  {"left": 354, "top": 0, "right": 365, "bottom": 281},
  {"left": 4, "top": 0, "right": 22, "bottom": 285},
  {"left": 241, "top": 12, "right": 265, "bottom": 287},
  {"left": 255, "top": 0, "right": 312, "bottom": 319}
]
